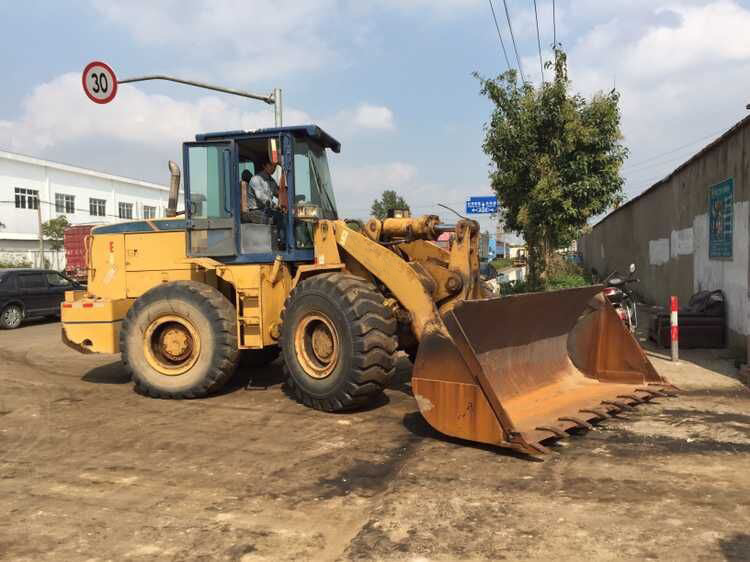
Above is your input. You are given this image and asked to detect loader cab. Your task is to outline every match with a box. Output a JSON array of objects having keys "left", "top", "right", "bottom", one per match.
[{"left": 183, "top": 125, "right": 340, "bottom": 263}]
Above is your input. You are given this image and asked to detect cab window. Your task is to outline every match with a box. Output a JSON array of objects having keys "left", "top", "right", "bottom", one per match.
[{"left": 293, "top": 139, "right": 337, "bottom": 219}]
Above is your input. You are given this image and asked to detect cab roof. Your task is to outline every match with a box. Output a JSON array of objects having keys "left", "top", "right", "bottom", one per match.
[{"left": 195, "top": 124, "right": 341, "bottom": 153}]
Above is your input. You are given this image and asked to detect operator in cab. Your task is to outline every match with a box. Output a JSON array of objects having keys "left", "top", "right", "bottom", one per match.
[{"left": 241, "top": 157, "right": 287, "bottom": 224}]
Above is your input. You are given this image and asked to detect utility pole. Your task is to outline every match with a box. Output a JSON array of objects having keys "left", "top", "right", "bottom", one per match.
[{"left": 36, "top": 197, "right": 44, "bottom": 268}]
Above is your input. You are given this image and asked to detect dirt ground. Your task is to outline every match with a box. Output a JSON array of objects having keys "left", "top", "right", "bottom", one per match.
[{"left": 2, "top": 315, "right": 750, "bottom": 561}]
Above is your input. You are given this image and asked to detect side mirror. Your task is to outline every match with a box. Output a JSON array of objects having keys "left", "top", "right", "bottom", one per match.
[{"left": 629, "top": 263, "right": 636, "bottom": 274}]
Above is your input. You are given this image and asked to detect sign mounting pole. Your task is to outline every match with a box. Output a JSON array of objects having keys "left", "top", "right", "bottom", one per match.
[{"left": 82, "top": 62, "right": 283, "bottom": 125}]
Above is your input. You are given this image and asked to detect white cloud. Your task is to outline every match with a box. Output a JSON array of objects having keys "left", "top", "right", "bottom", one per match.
[
  {"left": 0, "top": 73, "right": 306, "bottom": 154},
  {"left": 353, "top": 104, "right": 395, "bottom": 130},
  {"left": 526, "top": 0, "right": 750, "bottom": 199},
  {"left": 89, "top": 0, "right": 484, "bottom": 83},
  {"left": 0, "top": 72, "right": 396, "bottom": 183},
  {"left": 91, "top": 0, "right": 340, "bottom": 82},
  {"left": 331, "top": 159, "right": 492, "bottom": 220}
]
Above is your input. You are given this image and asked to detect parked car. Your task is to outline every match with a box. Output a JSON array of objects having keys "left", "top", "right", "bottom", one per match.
[{"left": 0, "top": 269, "right": 84, "bottom": 329}]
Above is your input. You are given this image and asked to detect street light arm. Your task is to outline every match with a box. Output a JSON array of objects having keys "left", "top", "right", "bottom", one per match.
[{"left": 118, "top": 75, "right": 276, "bottom": 105}]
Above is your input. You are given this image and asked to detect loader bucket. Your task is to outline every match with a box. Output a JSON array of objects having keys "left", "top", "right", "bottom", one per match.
[{"left": 411, "top": 285, "right": 676, "bottom": 455}]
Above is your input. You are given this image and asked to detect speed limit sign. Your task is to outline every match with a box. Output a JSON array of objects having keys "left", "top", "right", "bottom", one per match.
[{"left": 82, "top": 61, "right": 118, "bottom": 104}]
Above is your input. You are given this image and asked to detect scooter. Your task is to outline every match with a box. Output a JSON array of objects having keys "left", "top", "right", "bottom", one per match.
[{"left": 603, "top": 263, "right": 639, "bottom": 332}]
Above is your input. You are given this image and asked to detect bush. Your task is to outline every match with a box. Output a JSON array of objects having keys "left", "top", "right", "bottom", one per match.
[
  {"left": 491, "top": 257, "right": 512, "bottom": 270},
  {"left": 497, "top": 254, "right": 590, "bottom": 295},
  {"left": 0, "top": 258, "right": 32, "bottom": 268}
]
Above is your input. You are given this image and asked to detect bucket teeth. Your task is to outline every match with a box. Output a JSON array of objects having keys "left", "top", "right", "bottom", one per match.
[
  {"left": 527, "top": 441, "right": 555, "bottom": 455},
  {"left": 558, "top": 417, "right": 594, "bottom": 430},
  {"left": 535, "top": 426, "right": 568, "bottom": 439},
  {"left": 579, "top": 408, "right": 609, "bottom": 420},
  {"left": 601, "top": 400, "right": 633, "bottom": 412},
  {"left": 647, "top": 383, "right": 679, "bottom": 396},
  {"left": 617, "top": 394, "right": 644, "bottom": 404},
  {"left": 635, "top": 388, "right": 663, "bottom": 399}
]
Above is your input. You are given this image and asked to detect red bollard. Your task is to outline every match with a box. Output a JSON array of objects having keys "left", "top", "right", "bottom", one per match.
[{"left": 670, "top": 296, "right": 679, "bottom": 362}]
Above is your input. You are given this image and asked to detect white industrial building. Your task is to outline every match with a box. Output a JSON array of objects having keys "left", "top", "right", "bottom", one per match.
[{"left": 0, "top": 149, "right": 170, "bottom": 267}]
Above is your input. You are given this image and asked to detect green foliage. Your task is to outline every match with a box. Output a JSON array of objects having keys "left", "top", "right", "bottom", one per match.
[
  {"left": 498, "top": 279, "right": 532, "bottom": 295},
  {"left": 490, "top": 257, "right": 512, "bottom": 270},
  {"left": 0, "top": 258, "right": 32, "bottom": 268},
  {"left": 498, "top": 256, "right": 590, "bottom": 295},
  {"left": 476, "top": 48, "right": 627, "bottom": 289},
  {"left": 370, "top": 190, "right": 410, "bottom": 219},
  {"left": 41, "top": 215, "right": 71, "bottom": 251}
]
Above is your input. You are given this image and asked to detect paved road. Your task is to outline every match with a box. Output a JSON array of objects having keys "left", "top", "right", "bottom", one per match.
[{"left": 1, "top": 318, "right": 750, "bottom": 561}]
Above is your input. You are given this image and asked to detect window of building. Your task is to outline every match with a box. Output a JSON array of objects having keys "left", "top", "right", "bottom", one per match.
[
  {"left": 118, "top": 202, "right": 133, "bottom": 219},
  {"left": 14, "top": 187, "right": 39, "bottom": 210},
  {"left": 143, "top": 205, "right": 156, "bottom": 219},
  {"left": 89, "top": 198, "right": 106, "bottom": 217},
  {"left": 55, "top": 193, "right": 75, "bottom": 214}
]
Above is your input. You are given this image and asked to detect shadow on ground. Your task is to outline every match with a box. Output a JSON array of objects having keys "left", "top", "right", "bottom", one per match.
[
  {"left": 401, "top": 411, "right": 542, "bottom": 462},
  {"left": 719, "top": 533, "right": 750, "bottom": 561},
  {"left": 81, "top": 361, "right": 130, "bottom": 384}
]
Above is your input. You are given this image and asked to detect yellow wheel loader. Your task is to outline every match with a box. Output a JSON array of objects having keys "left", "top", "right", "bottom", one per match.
[{"left": 61, "top": 125, "right": 675, "bottom": 455}]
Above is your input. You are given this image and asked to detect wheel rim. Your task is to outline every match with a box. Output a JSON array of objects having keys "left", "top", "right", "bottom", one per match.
[
  {"left": 294, "top": 312, "right": 340, "bottom": 379},
  {"left": 2, "top": 306, "right": 21, "bottom": 327},
  {"left": 143, "top": 315, "right": 201, "bottom": 375}
]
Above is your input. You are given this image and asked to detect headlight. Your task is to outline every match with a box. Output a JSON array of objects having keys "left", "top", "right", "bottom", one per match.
[{"left": 295, "top": 203, "right": 322, "bottom": 220}]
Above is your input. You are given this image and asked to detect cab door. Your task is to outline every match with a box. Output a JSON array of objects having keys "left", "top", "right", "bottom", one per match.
[{"left": 183, "top": 141, "right": 237, "bottom": 257}]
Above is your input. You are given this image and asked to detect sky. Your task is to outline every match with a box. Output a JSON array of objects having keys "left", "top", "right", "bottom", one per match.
[{"left": 2, "top": 0, "right": 750, "bottom": 233}]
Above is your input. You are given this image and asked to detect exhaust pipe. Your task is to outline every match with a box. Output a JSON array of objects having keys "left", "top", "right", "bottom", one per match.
[{"left": 166, "top": 160, "right": 181, "bottom": 217}]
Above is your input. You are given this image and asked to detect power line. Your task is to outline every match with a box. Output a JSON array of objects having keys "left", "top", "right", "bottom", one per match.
[
  {"left": 533, "top": 0, "right": 544, "bottom": 81},
  {"left": 621, "top": 127, "right": 727, "bottom": 173},
  {"left": 488, "top": 0, "right": 513, "bottom": 73},
  {"left": 501, "top": 0, "right": 525, "bottom": 82}
]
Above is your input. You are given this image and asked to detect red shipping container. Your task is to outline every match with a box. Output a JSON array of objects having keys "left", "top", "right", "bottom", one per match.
[{"left": 64, "top": 224, "right": 96, "bottom": 282}]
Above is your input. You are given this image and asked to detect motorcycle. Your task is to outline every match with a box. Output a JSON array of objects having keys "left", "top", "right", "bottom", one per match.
[{"left": 603, "top": 263, "right": 639, "bottom": 332}]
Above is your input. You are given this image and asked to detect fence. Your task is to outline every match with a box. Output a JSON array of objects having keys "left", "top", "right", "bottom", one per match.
[{"left": 0, "top": 249, "right": 66, "bottom": 270}]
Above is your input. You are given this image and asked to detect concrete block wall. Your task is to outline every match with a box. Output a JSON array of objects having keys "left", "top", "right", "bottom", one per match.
[{"left": 580, "top": 119, "right": 750, "bottom": 354}]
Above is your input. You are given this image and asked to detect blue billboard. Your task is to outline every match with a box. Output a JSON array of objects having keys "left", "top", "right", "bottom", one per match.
[
  {"left": 466, "top": 196, "right": 498, "bottom": 214},
  {"left": 709, "top": 178, "right": 733, "bottom": 258}
]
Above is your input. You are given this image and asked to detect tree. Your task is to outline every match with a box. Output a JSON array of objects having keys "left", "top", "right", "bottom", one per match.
[
  {"left": 370, "top": 190, "right": 410, "bottom": 219},
  {"left": 476, "top": 49, "right": 627, "bottom": 288},
  {"left": 41, "top": 215, "right": 70, "bottom": 251}
]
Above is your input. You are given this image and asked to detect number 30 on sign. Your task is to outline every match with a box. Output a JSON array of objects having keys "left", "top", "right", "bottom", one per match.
[{"left": 82, "top": 61, "right": 118, "bottom": 104}]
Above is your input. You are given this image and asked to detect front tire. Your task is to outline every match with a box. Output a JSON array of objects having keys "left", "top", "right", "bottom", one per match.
[
  {"left": 120, "top": 281, "right": 239, "bottom": 398},
  {"left": 280, "top": 273, "right": 398, "bottom": 411},
  {"left": 0, "top": 304, "right": 23, "bottom": 329}
]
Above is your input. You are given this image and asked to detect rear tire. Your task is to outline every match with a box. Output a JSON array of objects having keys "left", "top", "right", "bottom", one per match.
[
  {"left": 0, "top": 304, "right": 23, "bottom": 329},
  {"left": 280, "top": 273, "right": 398, "bottom": 411},
  {"left": 120, "top": 281, "right": 239, "bottom": 398}
]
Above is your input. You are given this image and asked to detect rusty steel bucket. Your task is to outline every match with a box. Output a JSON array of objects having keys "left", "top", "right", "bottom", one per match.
[{"left": 411, "top": 286, "right": 676, "bottom": 454}]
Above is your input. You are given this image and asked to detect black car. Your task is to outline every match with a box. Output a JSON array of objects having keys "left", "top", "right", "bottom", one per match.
[{"left": 0, "top": 269, "right": 84, "bottom": 329}]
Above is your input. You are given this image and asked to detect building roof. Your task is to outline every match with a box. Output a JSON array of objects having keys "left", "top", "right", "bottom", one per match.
[
  {"left": 0, "top": 149, "right": 169, "bottom": 191},
  {"left": 594, "top": 113, "right": 750, "bottom": 228}
]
